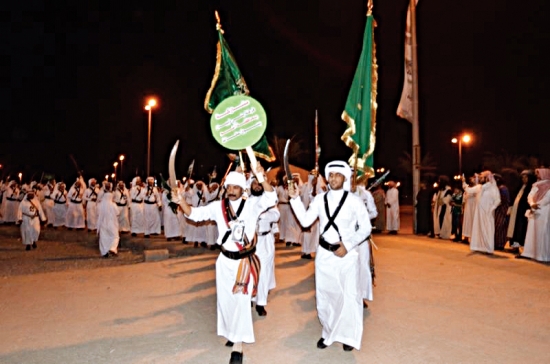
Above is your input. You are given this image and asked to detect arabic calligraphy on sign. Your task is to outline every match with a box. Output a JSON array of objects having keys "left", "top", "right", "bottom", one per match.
[{"left": 210, "top": 95, "right": 267, "bottom": 150}]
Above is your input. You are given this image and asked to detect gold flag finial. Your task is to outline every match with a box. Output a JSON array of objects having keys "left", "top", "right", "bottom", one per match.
[
  {"left": 215, "top": 10, "right": 224, "bottom": 33},
  {"left": 367, "top": 0, "right": 374, "bottom": 16}
]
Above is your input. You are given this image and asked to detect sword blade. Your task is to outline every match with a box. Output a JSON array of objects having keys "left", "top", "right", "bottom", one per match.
[{"left": 168, "top": 140, "right": 180, "bottom": 190}]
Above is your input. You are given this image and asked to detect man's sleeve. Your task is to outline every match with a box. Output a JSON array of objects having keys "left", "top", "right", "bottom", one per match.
[
  {"left": 290, "top": 195, "right": 320, "bottom": 228},
  {"left": 187, "top": 201, "right": 217, "bottom": 222}
]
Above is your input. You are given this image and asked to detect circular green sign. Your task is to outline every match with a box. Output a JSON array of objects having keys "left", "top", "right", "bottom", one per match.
[{"left": 210, "top": 95, "right": 267, "bottom": 150}]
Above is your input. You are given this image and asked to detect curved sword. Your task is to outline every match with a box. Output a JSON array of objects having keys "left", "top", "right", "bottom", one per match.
[
  {"left": 283, "top": 139, "right": 294, "bottom": 190},
  {"left": 168, "top": 140, "right": 180, "bottom": 191}
]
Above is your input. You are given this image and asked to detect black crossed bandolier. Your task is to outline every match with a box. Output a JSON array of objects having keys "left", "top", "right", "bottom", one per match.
[
  {"left": 70, "top": 187, "right": 82, "bottom": 204},
  {"left": 88, "top": 187, "right": 98, "bottom": 202},
  {"left": 319, "top": 191, "right": 349, "bottom": 252},
  {"left": 116, "top": 188, "right": 127, "bottom": 206},
  {"left": 132, "top": 186, "right": 143, "bottom": 203},
  {"left": 144, "top": 186, "right": 156, "bottom": 204}
]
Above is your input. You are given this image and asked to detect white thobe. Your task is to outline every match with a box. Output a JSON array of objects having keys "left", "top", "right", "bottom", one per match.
[
  {"left": 385, "top": 187, "right": 400, "bottom": 231},
  {"left": 355, "top": 186, "right": 378, "bottom": 302},
  {"left": 301, "top": 184, "right": 321, "bottom": 255},
  {"left": 2, "top": 187, "right": 20, "bottom": 223},
  {"left": 130, "top": 186, "right": 146, "bottom": 234},
  {"left": 522, "top": 186, "right": 550, "bottom": 262},
  {"left": 113, "top": 187, "right": 130, "bottom": 232},
  {"left": 470, "top": 182, "right": 501, "bottom": 253},
  {"left": 97, "top": 192, "right": 120, "bottom": 255},
  {"left": 432, "top": 187, "right": 452, "bottom": 238},
  {"left": 186, "top": 190, "right": 277, "bottom": 344},
  {"left": 162, "top": 191, "right": 182, "bottom": 238},
  {"left": 17, "top": 198, "right": 46, "bottom": 245},
  {"left": 462, "top": 184, "right": 481, "bottom": 238},
  {"left": 290, "top": 189, "right": 371, "bottom": 350},
  {"left": 143, "top": 186, "right": 161, "bottom": 235},
  {"left": 52, "top": 191, "right": 68, "bottom": 227},
  {"left": 41, "top": 184, "right": 55, "bottom": 224},
  {"left": 84, "top": 186, "right": 99, "bottom": 230},
  {"left": 253, "top": 207, "right": 280, "bottom": 306},
  {"left": 66, "top": 186, "right": 85, "bottom": 228},
  {"left": 276, "top": 185, "right": 290, "bottom": 241},
  {"left": 277, "top": 185, "right": 301, "bottom": 243},
  {"left": 187, "top": 186, "right": 208, "bottom": 243}
]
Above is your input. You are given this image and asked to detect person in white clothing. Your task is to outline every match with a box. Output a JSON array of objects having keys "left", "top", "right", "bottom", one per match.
[
  {"left": 176, "top": 166, "right": 276, "bottom": 364},
  {"left": 520, "top": 168, "right": 550, "bottom": 262},
  {"left": 162, "top": 185, "right": 182, "bottom": 241},
  {"left": 470, "top": 171, "right": 501, "bottom": 254},
  {"left": 250, "top": 176, "right": 280, "bottom": 316},
  {"left": 289, "top": 160, "right": 371, "bottom": 352},
  {"left": 84, "top": 178, "right": 100, "bottom": 231},
  {"left": 385, "top": 180, "right": 400, "bottom": 234},
  {"left": 113, "top": 181, "right": 130, "bottom": 233},
  {"left": 461, "top": 175, "right": 481, "bottom": 244},
  {"left": 300, "top": 172, "right": 326, "bottom": 259},
  {"left": 130, "top": 177, "right": 146, "bottom": 236},
  {"left": 432, "top": 176, "right": 452, "bottom": 239},
  {"left": 65, "top": 177, "right": 86, "bottom": 229},
  {"left": 16, "top": 190, "right": 46, "bottom": 251},
  {"left": 96, "top": 182, "right": 120, "bottom": 258},
  {"left": 41, "top": 179, "right": 56, "bottom": 226},
  {"left": 1, "top": 181, "right": 20, "bottom": 224},
  {"left": 143, "top": 177, "right": 161, "bottom": 237},
  {"left": 354, "top": 177, "right": 378, "bottom": 308},
  {"left": 52, "top": 182, "right": 68, "bottom": 227}
]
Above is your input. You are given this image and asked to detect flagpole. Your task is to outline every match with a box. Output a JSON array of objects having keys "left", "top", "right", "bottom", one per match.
[
  {"left": 314, "top": 109, "right": 319, "bottom": 174},
  {"left": 410, "top": 0, "right": 420, "bottom": 233}
]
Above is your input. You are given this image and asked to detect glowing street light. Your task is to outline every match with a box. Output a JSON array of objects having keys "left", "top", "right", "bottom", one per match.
[
  {"left": 105, "top": 175, "right": 109, "bottom": 181},
  {"left": 451, "top": 133, "right": 472, "bottom": 175},
  {"left": 119, "top": 155, "right": 125, "bottom": 181},
  {"left": 145, "top": 98, "right": 157, "bottom": 176},
  {"left": 18, "top": 172, "right": 22, "bottom": 183}
]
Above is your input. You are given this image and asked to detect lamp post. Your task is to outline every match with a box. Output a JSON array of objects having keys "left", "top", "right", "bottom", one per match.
[
  {"left": 113, "top": 162, "right": 119, "bottom": 182},
  {"left": 451, "top": 134, "right": 471, "bottom": 175},
  {"left": 119, "top": 155, "right": 125, "bottom": 181},
  {"left": 145, "top": 98, "right": 157, "bottom": 177}
]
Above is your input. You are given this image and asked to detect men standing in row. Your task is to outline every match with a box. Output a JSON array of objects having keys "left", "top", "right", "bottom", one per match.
[
  {"left": 289, "top": 161, "right": 371, "bottom": 352},
  {"left": 176, "top": 166, "right": 276, "bottom": 364},
  {"left": 16, "top": 189, "right": 46, "bottom": 251},
  {"left": 143, "top": 177, "right": 161, "bottom": 238},
  {"left": 84, "top": 178, "right": 99, "bottom": 232},
  {"left": 470, "top": 171, "right": 501, "bottom": 254},
  {"left": 385, "top": 180, "right": 400, "bottom": 234}
]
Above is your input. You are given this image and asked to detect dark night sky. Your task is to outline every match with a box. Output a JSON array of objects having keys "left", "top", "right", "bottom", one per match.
[{"left": 2, "top": 0, "right": 549, "bottom": 186}]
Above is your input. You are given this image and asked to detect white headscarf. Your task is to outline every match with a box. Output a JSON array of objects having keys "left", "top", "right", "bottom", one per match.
[
  {"left": 325, "top": 160, "right": 352, "bottom": 191},
  {"left": 224, "top": 171, "right": 247, "bottom": 189}
]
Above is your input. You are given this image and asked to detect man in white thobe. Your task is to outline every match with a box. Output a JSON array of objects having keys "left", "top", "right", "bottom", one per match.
[
  {"left": 300, "top": 172, "right": 325, "bottom": 259},
  {"left": 250, "top": 176, "right": 280, "bottom": 316},
  {"left": 176, "top": 167, "right": 276, "bottom": 364},
  {"left": 355, "top": 180, "right": 378, "bottom": 307},
  {"left": 462, "top": 175, "right": 481, "bottom": 244},
  {"left": 385, "top": 180, "right": 400, "bottom": 234},
  {"left": 432, "top": 178, "right": 452, "bottom": 239},
  {"left": 143, "top": 177, "right": 161, "bottom": 237},
  {"left": 52, "top": 183, "right": 68, "bottom": 227},
  {"left": 470, "top": 171, "right": 501, "bottom": 254},
  {"left": 130, "top": 177, "right": 146, "bottom": 236},
  {"left": 96, "top": 183, "right": 120, "bottom": 258},
  {"left": 289, "top": 161, "right": 371, "bottom": 352},
  {"left": 17, "top": 190, "right": 46, "bottom": 251},
  {"left": 84, "top": 178, "right": 99, "bottom": 231},
  {"left": 521, "top": 168, "right": 550, "bottom": 262},
  {"left": 113, "top": 181, "right": 131, "bottom": 233},
  {"left": 41, "top": 180, "right": 55, "bottom": 226},
  {"left": 1, "top": 181, "right": 20, "bottom": 224},
  {"left": 162, "top": 186, "right": 182, "bottom": 241},
  {"left": 65, "top": 178, "right": 86, "bottom": 229},
  {"left": 188, "top": 181, "right": 209, "bottom": 247}
]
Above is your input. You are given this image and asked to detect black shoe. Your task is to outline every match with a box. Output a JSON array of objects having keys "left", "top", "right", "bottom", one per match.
[
  {"left": 131, "top": 233, "right": 137, "bottom": 237},
  {"left": 229, "top": 351, "right": 243, "bottom": 364},
  {"left": 182, "top": 238, "right": 188, "bottom": 244},
  {"left": 194, "top": 242, "right": 199, "bottom": 248},
  {"left": 144, "top": 235, "right": 150, "bottom": 238},
  {"left": 200, "top": 242, "right": 207, "bottom": 248},
  {"left": 32, "top": 242, "right": 37, "bottom": 249},
  {"left": 363, "top": 300, "right": 369, "bottom": 309},
  {"left": 515, "top": 254, "right": 525, "bottom": 259},
  {"left": 25, "top": 245, "right": 31, "bottom": 251},
  {"left": 292, "top": 242, "right": 301, "bottom": 247},
  {"left": 102, "top": 253, "right": 109, "bottom": 258},
  {"left": 67, "top": 228, "right": 73, "bottom": 231},
  {"left": 167, "top": 238, "right": 172, "bottom": 242},
  {"left": 286, "top": 242, "right": 291, "bottom": 247},
  {"left": 343, "top": 344, "right": 353, "bottom": 352},
  {"left": 225, "top": 340, "right": 234, "bottom": 347},
  {"left": 301, "top": 254, "right": 312, "bottom": 259},
  {"left": 108, "top": 250, "right": 118, "bottom": 257},
  {"left": 255, "top": 305, "right": 267, "bottom": 316},
  {"left": 317, "top": 338, "right": 327, "bottom": 349},
  {"left": 209, "top": 245, "right": 218, "bottom": 251}
]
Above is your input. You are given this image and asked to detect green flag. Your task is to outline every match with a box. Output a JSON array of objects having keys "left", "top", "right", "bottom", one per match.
[
  {"left": 204, "top": 18, "right": 275, "bottom": 162},
  {"left": 341, "top": 10, "right": 378, "bottom": 177}
]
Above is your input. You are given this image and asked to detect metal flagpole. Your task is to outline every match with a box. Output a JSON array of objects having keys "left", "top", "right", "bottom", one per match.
[{"left": 410, "top": 0, "right": 420, "bottom": 233}]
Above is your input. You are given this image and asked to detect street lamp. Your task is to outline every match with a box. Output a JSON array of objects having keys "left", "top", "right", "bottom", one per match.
[
  {"left": 145, "top": 98, "right": 157, "bottom": 177},
  {"left": 18, "top": 172, "right": 22, "bottom": 183},
  {"left": 119, "top": 155, "right": 125, "bottom": 181},
  {"left": 113, "top": 162, "right": 119, "bottom": 182},
  {"left": 451, "top": 134, "right": 472, "bottom": 175}
]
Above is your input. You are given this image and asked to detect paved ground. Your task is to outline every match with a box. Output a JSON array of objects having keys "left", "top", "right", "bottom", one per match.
[{"left": 0, "top": 207, "right": 549, "bottom": 364}]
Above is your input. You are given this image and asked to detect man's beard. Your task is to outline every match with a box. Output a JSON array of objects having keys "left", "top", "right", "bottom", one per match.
[{"left": 250, "top": 187, "right": 263, "bottom": 197}]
